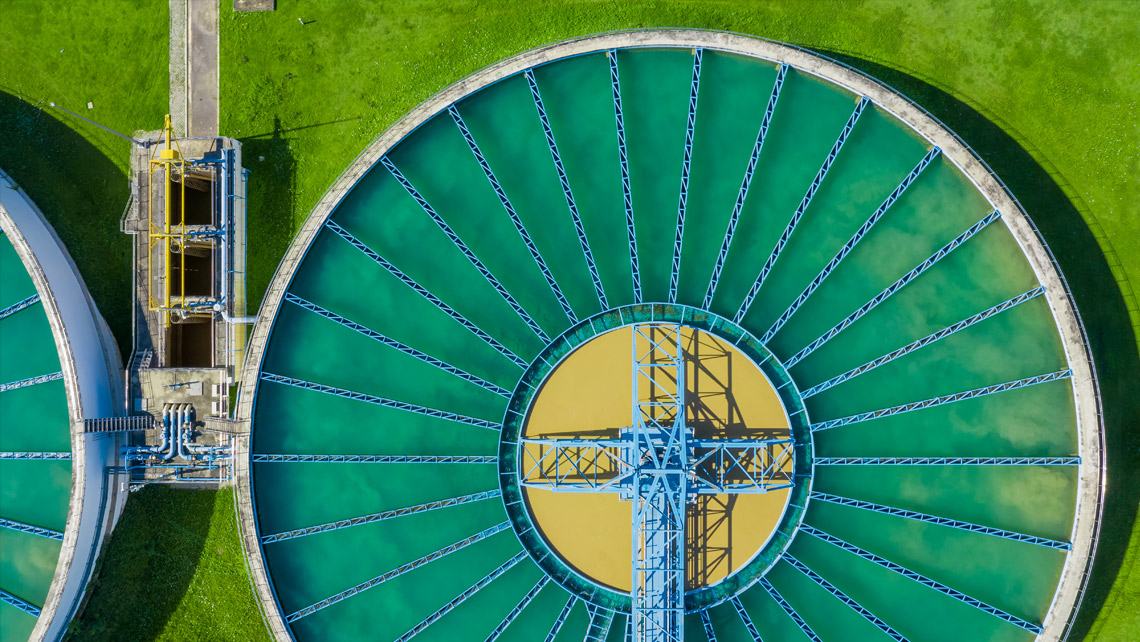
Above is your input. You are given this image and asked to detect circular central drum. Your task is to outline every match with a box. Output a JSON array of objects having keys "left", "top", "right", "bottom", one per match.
[{"left": 519, "top": 323, "right": 794, "bottom": 592}]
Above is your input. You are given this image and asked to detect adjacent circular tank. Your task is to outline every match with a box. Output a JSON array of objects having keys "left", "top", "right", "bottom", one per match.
[
  {"left": 234, "top": 31, "right": 1103, "bottom": 642},
  {"left": 0, "top": 169, "right": 123, "bottom": 642}
]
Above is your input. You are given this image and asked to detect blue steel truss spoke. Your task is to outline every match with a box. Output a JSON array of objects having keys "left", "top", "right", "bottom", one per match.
[
  {"left": 813, "top": 456, "right": 1079, "bottom": 466},
  {"left": 786, "top": 210, "right": 1000, "bottom": 368},
  {"left": 286, "top": 521, "right": 512, "bottom": 622},
  {"left": 760, "top": 578, "right": 821, "bottom": 642},
  {"left": 325, "top": 220, "right": 528, "bottom": 368},
  {"left": 449, "top": 106, "right": 577, "bottom": 324},
  {"left": 703, "top": 64, "right": 788, "bottom": 309},
  {"left": 285, "top": 293, "right": 509, "bottom": 397},
  {"left": 0, "top": 293, "right": 39, "bottom": 320},
  {"left": 811, "top": 369, "right": 1071, "bottom": 432},
  {"left": 0, "top": 371, "right": 63, "bottom": 393},
  {"left": 802, "top": 287, "right": 1044, "bottom": 397},
  {"left": 810, "top": 491, "right": 1071, "bottom": 549},
  {"left": 393, "top": 551, "right": 529, "bottom": 642},
  {"left": 262, "top": 489, "right": 501, "bottom": 544},
  {"left": 609, "top": 49, "right": 641, "bottom": 303},
  {"left": 525, "top": 69, "right": 608, "bottom": 310},
  {"left": 0, "top": 451, "right": 71, "bottom": 460},
  {"left": 0, "top": 589, "right": 40, "bottom": 617},
  {"left": 756, "top": 147, "right": 941, "bottom": 337},
  {"left": 669, "top": 48, "right": 703, "bottom": 304},
  {"left": 380, "top": 156, "right": 551, "bottom": 342},
  {"left": 783, "top": 554, "right": 908, "bottom": 641},
  {"left": 0, "top": 518, "right": 63, "bottom": 541},
  {"left": 729, "top": 96, "right": 866, "bottom": 315},
  {"left": 260, "top": 372, "right": 501, "bottom": 431},
  {"left": 252, "top": 454, "right": 496, "bottom": 464},
  {"left": 544, "top": 595, "right": 578, "bottom": 642},
  {"left": 698, "top": 610, "right": 718, "bottom": 642},
  {"left": 585, "top": 606, "right": 616, "bottom": 641},
  {"left": 730, "top": 597, "right": 762, "bottom": 642},
  {"left": 801, "top": 525, "right": 1042, "bottom": 633},
  {"left": 483, "top": 575, "right": 550, "bottom": 642}
]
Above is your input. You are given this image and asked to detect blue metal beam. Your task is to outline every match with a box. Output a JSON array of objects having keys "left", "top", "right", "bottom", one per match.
[
  {"left": 380, "top": 156, "right": 551, "bottom": 342},
  {"left": 759, "top": 577, "right": 821, "bottom": 642},
  {"left": 325, "top": 220, "right": 528, "bottom": 368},
  {"left": 0, "top": 371, "right": 63, "bottom": 392},
  {"left": 544, "top": 595, "right": 578, "bottom": 642},
  {"left": 260, "top": 372, "right": 501, "bottom": 431},
  {"left": 810, "top": 491, "right": 1070, "bottom": 549},
  {"left": 785, "top": 210, "right": 1000, "bottom": 368},
  {"left": 394, "top": 551, "right": 529, "bottom": 642},
  {"left": 262, "top": 489, "right": 501, "bottom": 544},
  {"left": 801, "top": 525, "right": 1042, "bottom": 632},
  {"left": 730, "top": 597, "right": 762, "bottom": 642},
  {"left": 0, "top": 451, "right": 71, "bottom": 460},
  {"left": 525, "top": 69, "right": 608, "bottom": 310},
  {"left": 285, "top": 293, "right": 509, "bottom": 397},
  {"left": 0, "top": 517, "right": 63, "bottom": 541},
  {"left": 802, "top": 287, "right": 1045, "bottom": 398},
  {"left": 669, "top": 48, "right": 703, "bottom": 304},
  {"left": 0, "top": 589, "right": 40, "bottom": 617},
  {"left": 483, "top": 575, "right": 550, "bottom": 642},
  {"left": 0, "top": 293, "right": 39, "bottom": 320},
  {"left": 703, "top": 65, "right": 788, "bottom": 310},
  {"left": 811, "top": 369, "right": 1071, "bottom": 432},
  {"left": 609, "top": 49, "right": 641, "bottom": 303},
  {"left": 813, "top": 457, "right": 1079, "bottom": 466},
  {"left": 449, "top": 106, "right": 577, "bottom": 324},
  {"left": 286, "top": 521, "right": 512, "bottom": 622},
  {"left": 585, "top": 605, "right": 616, "bottom": 641},
  {"left": 757, "top": 147, "right": 941, "bottom": 338},
  {"left": 731, "top": 97, "right": 866, "bottom": 318},
  {"left": 782, "top": 554, "right": 907, "bottom": 641},
  {"left": 251, "top": 454, "right": 495, "bottom": 464},
  {"left": 698, "top": 609, "right": 718, "bottom": 642}
]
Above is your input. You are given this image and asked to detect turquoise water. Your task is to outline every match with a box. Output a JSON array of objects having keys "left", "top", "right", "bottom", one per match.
[
  {"left": 0, "top": 233, "right": 73, "bottom": 638},
  {"left": 250, "top": 46, "right": 1085, "bottom": 641}
]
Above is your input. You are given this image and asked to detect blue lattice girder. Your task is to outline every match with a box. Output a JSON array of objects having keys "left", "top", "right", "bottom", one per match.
[
  {"left": 325, "top": 220, "right": 528, "bottom": 368},
  {"left": 284, "top": 292, "right": 509, "bottom": 397},
  {"left": 810, "top": 491, "right": 1070, "bottom": 549},
  {"left": 783, "top": 554, "right": 908, "bottom": 641},
  {"left": 393, "top": 551, "right": 529, "bottom": 642},
  {"left": 0, "top": 293, "right": 40, "bottom": 320},
  {"left": 0, "top": 589, "right": 40, "bottom": 617},
  {"left": 585, "top": 605, "right": 617, "bottom": 641},
  {"left": 449, "top": 105, "right": 577, "bottom": 324},
  {"left": 757, "top": 146, "right": 941, "bottom": 338},
  {"left": 785, "top": 210, "right": 1001, "bottom": 368},
  {"left": 732, "top": 96, "right": 868, "bottom": 319},
  {"left": 261, "top": 489, "right": 502, "bottom": 544},
  {"left": 609, "top": 49, "right": 641, "bottom": 303},
  {"left": 813, "top": 456, "right": 1079, "bottom": 466},
  {"left": 260, "top": 372, "right": 501, "bottom": 431},
  {"left": 0, "top": 517, "right": 64, "bottom": 541},
  {"left": 286, "top": 521, "right": 512, "bottom": 622},
  {"left": 669, "top": 48, "right": 703, "bottom": 304},
  {"left": 380, "top": 156, "right": 551, "bottom": 342},
  {"left": 731, "top": 596, "right": 763, "bottom": 642},
  {"left": 0, "top": 451, "right": 71, "bottom": 460},
  {"left": 703, "top": 64, "right": 788, "bottom": 310},
  {"left": 698, "top": 609, "right": 718, "bottom": 642},
  {"left": 801, "top": 524, "right": 1042, "bottom": 632},
  {"left": 760, "top": 577, "right": 822, "bottom": 642},
  {"left": 525, "top": 68, "right": 608, "bottom": 310},
  {"left": 0, "top": 371, "right": 63, "bottom": 392},
  {"left": 251, "top": 454, "right": 496, "bottom": 464},
  {"left": 544, "top": 595, "right": 578, "bottom": 642},
  {"left": 801, "top": 287, "right": 1045, "bottom": 397},
  {"left": 811, "top": 369, "right": 1071, "bottom": 432},
  {"left": 483, "top": 575, "right": 550, "bottom": 642}
]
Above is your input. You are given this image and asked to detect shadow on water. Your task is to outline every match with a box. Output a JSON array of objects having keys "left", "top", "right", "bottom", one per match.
[
  {"left": 66, "top": 487, "right": 215, "bottom": 641},
  {"left": 814, "top": 49, "right": 1140, "bottom": 639},
  {"left": 0, "top": 89, "right": 132, "bottom": 352},
  {"left": 240, "top": 116, "right": 296, "bottom": 309}
]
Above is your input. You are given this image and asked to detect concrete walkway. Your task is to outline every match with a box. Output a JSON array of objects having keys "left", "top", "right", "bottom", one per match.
[{"left": 170, "top": 0, "right": 219, "bottom": 136}]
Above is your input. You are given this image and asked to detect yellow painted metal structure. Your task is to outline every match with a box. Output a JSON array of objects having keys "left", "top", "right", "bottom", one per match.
[{"left": 147, "top": 114, "right": 187, "bottom": 327}]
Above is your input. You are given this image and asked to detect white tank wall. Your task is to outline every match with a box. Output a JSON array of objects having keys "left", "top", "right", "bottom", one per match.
[{"left": 0, "top": 168, "right": 125, "bottom": 642}]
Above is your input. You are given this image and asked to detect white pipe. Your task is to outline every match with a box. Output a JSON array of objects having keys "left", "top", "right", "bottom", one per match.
[{"left": 213, "top": 303, "right": 257, "bottom": 324}]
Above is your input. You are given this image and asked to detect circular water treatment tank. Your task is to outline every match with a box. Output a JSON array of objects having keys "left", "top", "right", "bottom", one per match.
[{"left": 236, "top": 31, "right": 1101, "bottom": 642}]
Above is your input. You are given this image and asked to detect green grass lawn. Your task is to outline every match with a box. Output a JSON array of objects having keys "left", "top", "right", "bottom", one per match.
[
  {"left": 67, "top": 487, "right": 271, "bottom": 642},
  {"left": 0, "top": 0, "right": 1136, "bottom": 640}
]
